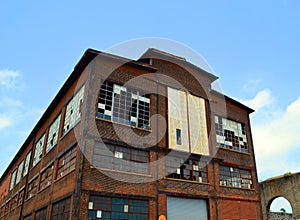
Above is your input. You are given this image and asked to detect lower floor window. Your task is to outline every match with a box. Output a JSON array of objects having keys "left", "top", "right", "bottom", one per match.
[
  {"left": 35, "top": 207, "right": 47, "bottom": 220},
  {"left": 219, "top": 165, "right": 253, "bottom": 189},
  {"left": 165, "top": 155, "right": 208, "bottom": 183},
  {"left": 93, "top": 142, "right": 149, "bottom": 174},
  {"left": 51, "top": 197, "right": 71, "bottom": 220},
  {"left": 88, "top": 196, "right": 148, "bottom": 220}
]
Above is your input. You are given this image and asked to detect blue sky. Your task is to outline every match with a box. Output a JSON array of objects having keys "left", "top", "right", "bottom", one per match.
[{"left": 1, "top": 0, "right": 299, "bottom": 212}]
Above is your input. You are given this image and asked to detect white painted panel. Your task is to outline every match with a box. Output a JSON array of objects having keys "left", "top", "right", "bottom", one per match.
[
  {"left": 188, "top": 94, "right": 209, "bottom": 155},
  {"left": 168, "top": 87, "right": 189, "bottom": 152}
]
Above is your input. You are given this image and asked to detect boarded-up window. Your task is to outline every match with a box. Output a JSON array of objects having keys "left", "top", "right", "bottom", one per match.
[{"left": 168, "top": 87, "right": 209, "bottom": 155}]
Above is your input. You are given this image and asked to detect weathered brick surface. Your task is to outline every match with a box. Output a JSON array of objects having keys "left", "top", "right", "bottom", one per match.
[{"left": 0, "top": 50, "right": 262, "bottom": 220}]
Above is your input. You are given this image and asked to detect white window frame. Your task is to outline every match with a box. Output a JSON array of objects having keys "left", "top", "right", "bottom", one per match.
[
  {"left": 15, "top": 160, "right": 24, "bottom": 184},
  {"left": 46, "top": 114, "right": 61, "bottom": 153},
  {"left": 23, "top": 151, "right": 31, "bottom": 177},
  {"left": 63, "top": 85, "right": 85, "bottom": 135},
  {"left": 33, "top": 134, "right": 45, "bottom": 167},
  {"left": 9, "top": 169, "right": 17, "bottom": 191}
]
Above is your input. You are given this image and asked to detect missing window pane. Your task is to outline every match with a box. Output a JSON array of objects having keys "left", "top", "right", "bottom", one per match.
[{"left": 176, "top": 129, "right": 182, "bottom": 145}]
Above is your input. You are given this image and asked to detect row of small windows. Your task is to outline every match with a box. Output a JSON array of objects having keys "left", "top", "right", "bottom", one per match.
[
  {"left": 92, "top": 143, "right": 253, "bottom": 189},
  {"left": 26, "top": 147, "right": 77, "bottom": 200},
  {"left": 9, "top": 151, "right": 32, "bottom": 191},
  {"left": 9, "top": 85, "right": 84, "bottom": 192},
  {"left": 3, "top": 146, "right": 76, "bottom": 216},
  {"left": 33, "top": 85, "right": 85, "bottom": 168},
  {"left": 1, "top": 196, "right": 71, "bottom": 220}
]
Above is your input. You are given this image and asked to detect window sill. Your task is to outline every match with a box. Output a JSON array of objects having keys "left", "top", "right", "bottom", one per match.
[
  {"left": 24, "top": 195, "right": 36, "bottom": 202},
  {"left": 220, "top": 185, "right": 255, "bottom": 191},
  {"left": 54, "top": 169, "right": 75, "bottom": 183},
  {"left": 165, "top": 177, "right": 210, "bottom": 185},
  {"left": 90, "top": 166, "right": 152, "bottom": 178},
  {"left": 37, "top": 184, "right": 51, "bottom": 194},
  {"left": 60, "top": 119, "right": 81, "bottom": 141},
  {"left": 217, "top": 147, "right": 251, "bottom": 155},
  {"left": 95, "top": 117, "right": 152, "bottom": 133}
]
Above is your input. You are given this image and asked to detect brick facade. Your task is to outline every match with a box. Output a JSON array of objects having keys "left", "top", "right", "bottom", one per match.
[{"left": 0, "top": 48, "right": 262, "bottom": 219}]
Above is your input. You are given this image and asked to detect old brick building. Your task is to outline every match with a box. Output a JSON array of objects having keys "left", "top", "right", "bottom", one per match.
[{"left": 0, "top": 48, "right": 262, "bottom": 219}]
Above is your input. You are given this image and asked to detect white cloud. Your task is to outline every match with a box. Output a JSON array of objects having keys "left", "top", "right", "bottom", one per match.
[
  {"left": 0, "top": 69, "right": 20, "bottom": 88},
  {"left": 241, "top": 88, "right": 273, "bottom": 112},
  {"left": 245, "top": 90, "right": 300, "bottom": 180},
  {"left": 0, "top": 117, "right": 11, "bottom": 129}
]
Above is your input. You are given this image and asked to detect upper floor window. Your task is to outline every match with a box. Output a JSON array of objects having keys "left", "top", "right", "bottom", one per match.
[
  {"left": 46, "top": 114, "right": 61, "bottom": 153},
  {"left": 93, "top": 142, "right": 149, "bottom": 174},
  {"left": 23, "top": 151, "right": 31, "bottom": 177},
  {"left": 33, "top": 134, "right": 45, "bottom": 167},
  {"left": 39, "top": 165, "right": 53, "bottom": 191},
  {"left": 215, "top": 115, "right": 248, "bottom": 153},
  {"left": 97, "top": 81, "right": 150, "bottom": 130},
  {"left": 56, "top": 146, "right": 77, "bottom": 179},
  {"left": 63, "top": 85, "right": 85, "bottom": 134},
  {"left": 15, "top": 160, "right": 24, "bottom": 184},
  {"left": 165, "top": 155, "right": 208, "bottom": 183},
  {"left": 9, "top": 169, "right": 17, "bottom": 191},
  {"left": 219, "top": 165, "right": 253, "bottom": 189}
]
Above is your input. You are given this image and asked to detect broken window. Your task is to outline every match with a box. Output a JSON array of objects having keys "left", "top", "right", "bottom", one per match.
[
  {"left": 93, "top": 142, "right": 149, "bottom": 174},
  {"left": 165, "top": 155, "right": 208, "bottom": 183},
  {"left": 176, "top": 129, "right": 182, "bottom": 145},
  {"left": 39, "top": 165, "right": 53, "bottom": 191},
  {"left": 46, "top": 114, "right": 61, "bottom": 153},
  {"left": 63, "top": 85, "right": 85, "bottom": 134},
  {"left": 97, "top": 81, "right": 151, "bottom": 130},
  {"left": 51, "top": 197, "right": 71, "bottom": 220},
  {"left": 219, "top": 165, "right": 253, "bottom": 189},
  {"left": 215, "top": 115, "right": 248, "bottom": 152},
  {"left": 15, "top": 160, "right": 24, "bottom": 184},
  {"left": 9, "top": 169, "right": 17, "bottom": 191},
  {"left": 88, "top": 196, "right": 148, "bottom": 220},
  {"left": 33, "top": 134, "right": 45, "bottom": 167},
  {"left": 23, "top": 151, "right": 31, "bottom": 177},
  {"left": 56, "top": 146, "right": 77, "bottom": 179}
]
